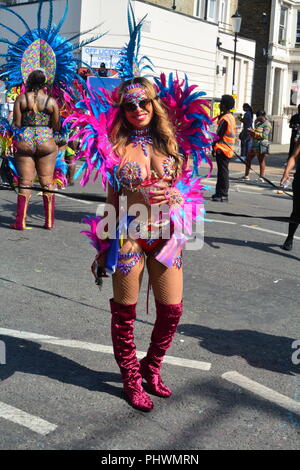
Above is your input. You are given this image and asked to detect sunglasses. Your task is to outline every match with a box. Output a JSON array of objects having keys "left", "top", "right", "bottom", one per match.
[{"left": 122, "top": 98, "right": 152, "bottom": 112}]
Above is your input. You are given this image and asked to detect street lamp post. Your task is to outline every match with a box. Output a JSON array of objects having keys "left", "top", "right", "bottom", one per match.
[
  {"left": 172, "top": 1, "right": 176, "bottom": 10},
  {"left": 231, "top": 10, "right": 242, "bottom": 96}
]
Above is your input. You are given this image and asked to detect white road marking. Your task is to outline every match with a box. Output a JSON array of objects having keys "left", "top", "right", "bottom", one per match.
[
  {"left": 0, "top": 401, "right": 57, "bottom": 435},
  {"left": 205, "top": 219, "right": 237, "bottom": 225},
  {"left": 55, "top": 193, "right": 94, "bottom": 205},
  {"left": 0, "top": 328, "right": 211, "bottom": 371},
  {"left": 231, "top": 185, "right": 265, "bottom": 192},
  {"left": 242, "top": 225, "right": 300, "bottom": 240},
  {"left": 222, "top": 371, "right": 300, "bottom": 415}
]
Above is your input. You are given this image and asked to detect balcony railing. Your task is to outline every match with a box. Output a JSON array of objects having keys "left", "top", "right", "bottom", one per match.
[{"left": 218, "top": 21, "right": 233, "bottom": 34}]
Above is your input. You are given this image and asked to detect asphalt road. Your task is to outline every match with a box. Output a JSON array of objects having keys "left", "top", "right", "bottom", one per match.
[{"left": 0, "top": 153, "right": 299, "bottom": 451}]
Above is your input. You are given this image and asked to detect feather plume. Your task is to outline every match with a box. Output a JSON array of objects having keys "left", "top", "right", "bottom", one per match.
[
  {"left": 0, "top": 1, "right": 106, "bottom": 92},
  {"left": 154, "top": 72, "right": 215, "bottom": 177},
  {"left": 65, "top": 81, "right": 119, "bottom": 189},
  {"left": 81, "top": 216, "right": 110, "bottom": 253},
  {"left": 115, "top": 1, "right": 154, "bottom": 80}
]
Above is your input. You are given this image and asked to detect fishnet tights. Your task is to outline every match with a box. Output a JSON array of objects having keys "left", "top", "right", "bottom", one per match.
[{"left": 112, "top": 239, "right": 183, "bottom": 305}]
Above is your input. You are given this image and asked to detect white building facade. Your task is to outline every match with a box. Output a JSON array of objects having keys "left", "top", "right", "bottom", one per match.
[
  {"left": 266, "top": 0, "right": 300, "bottom": 143},
  {"left": 0, "top": 0, "right": 256, "bottom": 113}
]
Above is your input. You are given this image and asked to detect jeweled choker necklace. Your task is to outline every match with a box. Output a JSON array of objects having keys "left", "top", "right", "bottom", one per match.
[{"left": 129, "top": 128, "right": 153, "bottom": 157}]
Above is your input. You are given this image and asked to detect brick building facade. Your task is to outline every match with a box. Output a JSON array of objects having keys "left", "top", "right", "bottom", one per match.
[{"left": 238, "top": 0, "right": 272, "bottom": 112}]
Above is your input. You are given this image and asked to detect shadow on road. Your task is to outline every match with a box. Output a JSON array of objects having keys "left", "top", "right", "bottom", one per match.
[
  {"left": 179, "top": 324, "right": 300, "bottom": 376},
  {"left": 0, "top": 201, "right": 94, "bottom": 228},
  {"left": 0, "top": 335, "right": 121, "bottom": 398},
  {"left": 204, "top": 236, "right": 300, "bottom": 261},
  {"left": 206, "top": 209, "right": 290, "bottom": 223}
]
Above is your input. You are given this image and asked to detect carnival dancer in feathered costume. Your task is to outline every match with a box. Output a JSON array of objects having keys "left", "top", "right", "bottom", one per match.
[
  {"left": 0, "top": 0, "right": 104, "bottom": 230},
  {"left": 68, "top": 1, "right": 214, "bottom": 411}
]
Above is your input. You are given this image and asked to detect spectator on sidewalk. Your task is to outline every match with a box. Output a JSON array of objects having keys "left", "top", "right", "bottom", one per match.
[
  {"left": 241, "top": 110, "right": 272, "bottom": 182},
  {"left": 211, "top": 94, "right": 236, "bottom": 202},
  {"left": 1, "top": 95, "right": 14, "bottom": 122},
  {"left": 238, "top": 103, "right": 253, "bottom": 161},
  {"left": 288, "top": 104, "right": 300, "bottom": 161},
  {"left": 98, "top": 62, "right": 108, "bottom": 77}
]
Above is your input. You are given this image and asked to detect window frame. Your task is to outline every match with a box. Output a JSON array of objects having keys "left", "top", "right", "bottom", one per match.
[
  {"left": 278, "top": 5, "right": 288, "bottom": 45},
  {"left": 194, "top": 0, "right": 203, "bottom": 18},
  {"left": 219, "top": 0, "right": 228, "bottom": 25},
  {"left": 206, "top": 0, "right": 217, "bottom": 23},
  {"left": 296, "top": 10, "right": 300, "bottom": 46}
]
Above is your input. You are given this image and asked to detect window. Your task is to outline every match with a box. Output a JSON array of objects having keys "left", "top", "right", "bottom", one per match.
[
  {"left": 219, "top": 0, "right": 228, "bottom": 24},
  {"left": 206, "top": 0, "right": 217, "bottom": 22},
  {"left": 279, "top": 6, "right": 288, "bottom": 44},
  {"left": 194, "top": 0, "right": 202, "bottom": 18},
  {"left": 296, "top": 11, "right": 300, "bottom": 45},
  {"left": 291, "top": 71, "right": 298, "bottom": 105}
]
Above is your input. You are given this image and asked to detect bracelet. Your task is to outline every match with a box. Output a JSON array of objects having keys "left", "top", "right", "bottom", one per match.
[{"left": 164, "top": 187, "right": 185, "bottom": 208}]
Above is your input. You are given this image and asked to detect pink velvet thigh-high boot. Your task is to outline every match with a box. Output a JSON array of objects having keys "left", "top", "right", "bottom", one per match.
[
  {"left": 110, "top": 299, "right": 154, "bottom": 412},
  {"left": 10, "top": 193, "right": 30, "bottom": 230},
  {"left": 43, "top": 193, "right": 55, "bottom": 229},
  {"left": 140, "top": 299, "right": 183, "bottom": 397}
]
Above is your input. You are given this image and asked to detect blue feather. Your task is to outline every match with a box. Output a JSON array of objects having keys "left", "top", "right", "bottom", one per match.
[
  {"left": 47, "top": 0, "right": 54, "bottom": 34},
  {"left": 37, "top": 0, "right": 43, "bottom": 35},
  {"left": 0, "top": 6, "right": 34, "bottom": 40},
  {"left": 0, "top": 38, "right": 25, "bottom": 51},
  {"left": 0, "top": 23, "right": 22, "bottom": 39},
  {"left": 115, "top": 1, "right": 152, "bottom": 80},
  {"left": 56, "top": 23, "right": 104, "bottom": 50},
  {"left": 0, "top": 1, "right": 107, "bottom": 91},
  {"left": 128, "top": 1, "right": 135, "bottom": 36},
  {"left": 47, "top": 0, "right": 69, "bottom": 43},
  {"left": 75, "top": 162, "right": 87, "bottom": 180}
]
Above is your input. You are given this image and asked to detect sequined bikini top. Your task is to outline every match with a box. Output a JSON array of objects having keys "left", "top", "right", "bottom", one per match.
[
  {"left": 118, "top": 155, "right": 178, "bottom": 191},
  {"left": 22, "top": 93, "right": 52, "bottom": 127}
]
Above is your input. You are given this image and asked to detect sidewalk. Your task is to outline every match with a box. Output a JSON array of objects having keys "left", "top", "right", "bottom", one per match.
[
  {"left": 229, "top": 143, "right": 290, "bottom": 176},
  {"left": 269, "top": 143, "right": 289, "bottom": 155}
]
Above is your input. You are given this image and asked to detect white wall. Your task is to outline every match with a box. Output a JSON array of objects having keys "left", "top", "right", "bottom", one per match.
[{"left": 82, "top": 0, "right": 218, "bottom": 95}]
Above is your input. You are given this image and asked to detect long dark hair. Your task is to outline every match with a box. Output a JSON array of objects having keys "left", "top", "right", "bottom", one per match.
[
  {"left": 243, "top": 103, "right": 254, "bottom": 117},
  {"left": 25, "top": 69, "right": 47, "bottom": 113},
  {"left": 26, "top": 69, "right": 47, "bottom": 92}
]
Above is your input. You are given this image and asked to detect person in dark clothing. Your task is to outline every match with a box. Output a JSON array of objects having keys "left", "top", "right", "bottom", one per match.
[
  {"left": 98, "top": 62, "right": 108, "bottom": 77},
  {"left": 280, "top": 140, "right": 300, "bottom": 251},
  {"left": 288, "top": 105, "right": 300, "bottom": 160},
  {"left": 238, "top": 103, "right": 253, "bottom": 159},
  {"left": 211, "top": 94, "right": 236, "bottom": 202}
]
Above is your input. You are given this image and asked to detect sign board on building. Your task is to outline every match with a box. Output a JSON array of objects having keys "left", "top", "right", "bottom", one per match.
[{"left": 82, "top": 47, "right": 121, "bottom": 70}]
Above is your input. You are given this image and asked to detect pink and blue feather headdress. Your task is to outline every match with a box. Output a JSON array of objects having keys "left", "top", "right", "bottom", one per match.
[
  {"left": 67, "top": 0, "right": 214, "bottom": 186},
  {"left": 0, "top": 0, "right": 105, "bottom": 92}
]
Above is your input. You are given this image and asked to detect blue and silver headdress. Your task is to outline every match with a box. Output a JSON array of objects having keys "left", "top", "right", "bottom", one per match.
[{"left": 0, "top": 0, "right": 105, "bottom": 91}]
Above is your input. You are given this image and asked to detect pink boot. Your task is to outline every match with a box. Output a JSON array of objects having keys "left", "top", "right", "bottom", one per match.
[
  {"left": 43, "top": 193, "right": 55, "bottom": 229},
  {"left": 140, "top": 299, "right": 183, "bottom": 397},
  {"left": 10, "top": 193, "right": 29, "bottom": 230},
  {"left": 110, "top": 299, "right": 154, "bottom": 412}
]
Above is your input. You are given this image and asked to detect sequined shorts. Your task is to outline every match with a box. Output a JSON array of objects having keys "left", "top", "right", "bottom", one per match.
[
  {"left": 116, "top": 251, "right": 182, "bottom": 275},
  {"left": 20, "top": 127, "right": 53, "bottom": 150}
]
